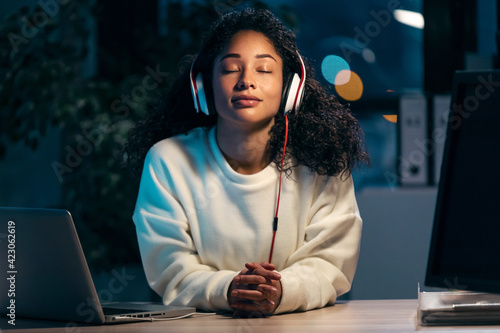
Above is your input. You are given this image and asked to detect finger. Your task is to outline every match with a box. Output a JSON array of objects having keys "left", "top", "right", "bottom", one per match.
[
  {"left": 250, "top": 267, "right": 281, "bottom": 281},
  {"left": 259, "top": 262, "right": 276, "bottom": 270},
  {"left": 245, "top": 262, "right": 274, "bottom": 270},
  {"left": 233, "top": 274, "right": 268, "bottom": 285},
  {"left": 245, "top": 262, "right": 263, "bottom": 270},
  {"left": 244, "top": 262, "right": 277, "bottom": 272},
  {"left": 231, "top": 289, "right": 266, "bottom": 301},
  {"left": 255, "top": 283, "right": 279, "bottom": 297},
  {"left": 241, "top": 265, "right": 280, "bottom": 282},
  {"left": 231, "top": 285, "right": 277, "bottom": 301}
]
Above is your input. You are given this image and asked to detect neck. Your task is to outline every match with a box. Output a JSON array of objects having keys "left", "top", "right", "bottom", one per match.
[{"left": 216, "top": 119, "right": 274, "bottom": 175}]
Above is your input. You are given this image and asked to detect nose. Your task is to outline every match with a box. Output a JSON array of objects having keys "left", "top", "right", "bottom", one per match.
[{"left": 236, "top": 70, "right": 256, "bottom": 90}]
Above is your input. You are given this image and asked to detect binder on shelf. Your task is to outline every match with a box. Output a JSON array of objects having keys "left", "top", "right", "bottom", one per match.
[{"left": 398, "top": 92, "right": 429, "bottom": 186}]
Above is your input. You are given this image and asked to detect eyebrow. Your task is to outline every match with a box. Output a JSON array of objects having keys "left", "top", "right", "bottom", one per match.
[{"left": 219, "top": 53, "right": 277, "bottom": 62}]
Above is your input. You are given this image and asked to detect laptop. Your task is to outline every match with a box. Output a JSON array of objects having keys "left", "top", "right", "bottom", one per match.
[{"left": 0, "top": 207, "right": 196, "bottom": 324}]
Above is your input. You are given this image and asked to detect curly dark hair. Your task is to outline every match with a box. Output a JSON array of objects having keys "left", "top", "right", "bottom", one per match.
[{"left": 125, "top": 8, "right": 369, "bottom": 177}]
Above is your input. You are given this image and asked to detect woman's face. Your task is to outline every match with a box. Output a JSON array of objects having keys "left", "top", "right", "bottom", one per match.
[{"left": 212, "top": 30, "right": 283, "bottom": 130}]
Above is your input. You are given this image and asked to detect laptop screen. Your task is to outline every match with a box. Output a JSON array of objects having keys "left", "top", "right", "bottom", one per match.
[{"left": 425, "top": 70, "right": 500, "bottom": 294}]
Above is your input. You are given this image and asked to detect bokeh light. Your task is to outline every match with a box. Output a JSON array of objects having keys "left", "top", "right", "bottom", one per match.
[
  {"left": 383, "top": 115, "right": 398, "bottom": 123},
  {"left": 321, "top": 55, "right": 350, "bottom": 85},
  {"left": 335, "top": 70, "right": 364, "bottom": 101},
  {"left": 334, "top": 69, "right": 351, "bottom": 86},
  {"left": 362, "top": 48, "right": 376, "bottom": 63}
]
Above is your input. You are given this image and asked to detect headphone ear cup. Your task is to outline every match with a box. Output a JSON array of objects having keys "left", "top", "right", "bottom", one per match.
[
  {"left": 195, "top": 73, "right": 210, "bottom": 116},
  {"left": 283, "top": 73, "right": 304, "bottom": 115},
  {"left": 190, "top": 59, "right": 211, "bottom": 116}
]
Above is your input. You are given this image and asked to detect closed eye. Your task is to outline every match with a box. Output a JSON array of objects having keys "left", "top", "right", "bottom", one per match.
[{"left": 221, "top": 69, "right": 240, "bottom": 74}]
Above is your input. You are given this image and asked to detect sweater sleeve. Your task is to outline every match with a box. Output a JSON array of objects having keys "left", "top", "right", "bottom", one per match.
[
  {"left": 132, "top": 147, "right": 235, "bottom": 311},
  {"left": 275, "top": 175, "right": 362, "bottom": 314}
]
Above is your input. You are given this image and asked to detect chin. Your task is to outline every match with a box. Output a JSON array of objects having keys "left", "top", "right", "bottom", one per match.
[{"left": 238, "top": 109, "right": 275, "bottom": 121}]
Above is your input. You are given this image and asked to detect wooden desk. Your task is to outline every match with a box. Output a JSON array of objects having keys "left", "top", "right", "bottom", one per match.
[{"left": 3, "top": 299, "right": 500, "bottom": 332}]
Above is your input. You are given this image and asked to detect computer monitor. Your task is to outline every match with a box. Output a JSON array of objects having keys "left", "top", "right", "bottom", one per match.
[{"left": 425, "top": 70, "right": 500, "bottom": 294}]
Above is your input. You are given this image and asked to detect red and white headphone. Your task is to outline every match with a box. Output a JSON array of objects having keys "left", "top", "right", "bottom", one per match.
[
  {"left": 189, "top": 51, "right": 307, "bottom": 263},
  {"left": 190, "top": 51, "right": 306, "bottom": 116}
]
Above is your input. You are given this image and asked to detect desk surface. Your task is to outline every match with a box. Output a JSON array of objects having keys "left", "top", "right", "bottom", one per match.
[{"left": 3, "top": 299, "right": 500, "bottom": 333}]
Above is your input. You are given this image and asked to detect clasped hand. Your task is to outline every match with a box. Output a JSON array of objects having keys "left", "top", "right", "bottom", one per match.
[{"left": 227, "top": 262, "right": 282, "bottom": 315}]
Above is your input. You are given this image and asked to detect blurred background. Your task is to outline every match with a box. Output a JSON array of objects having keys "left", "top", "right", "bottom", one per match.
[{"left": 0, "top": 0, "right": 498, "bottom": 301}]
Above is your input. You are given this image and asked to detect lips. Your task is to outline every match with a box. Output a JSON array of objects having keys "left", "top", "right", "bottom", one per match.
[
  {"left": 232, "top": 95, "right": 262, "bottom": 102},
  {"left": 231, "top": 95, "right": 262, "bottom": 107}
]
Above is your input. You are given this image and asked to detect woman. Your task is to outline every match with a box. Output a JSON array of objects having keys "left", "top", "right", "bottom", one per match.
[{"left": 126, "top": 8, "right": 369, "bottom": 315}]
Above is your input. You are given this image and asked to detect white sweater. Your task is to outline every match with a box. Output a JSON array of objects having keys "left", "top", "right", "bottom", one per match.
[{"left": 132, "top": 126, "right": 362, "bottom": 314}]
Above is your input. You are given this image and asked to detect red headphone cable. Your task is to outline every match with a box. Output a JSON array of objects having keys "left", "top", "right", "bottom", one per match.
[{"left": 268, "top": 114, "right": 289, "bottom": 264}]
